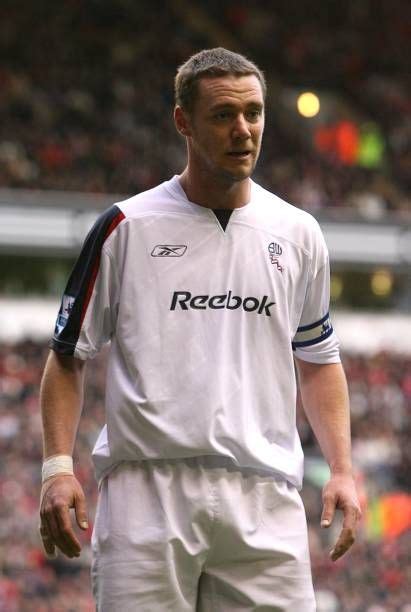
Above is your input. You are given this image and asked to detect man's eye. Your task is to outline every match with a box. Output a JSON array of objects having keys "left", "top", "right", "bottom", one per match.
[
  {"left": 215, "top": 112, "right": 230, "bottom": 120},
  {"left": 247, "top": 110, "right": 262, "bottom": 121}
]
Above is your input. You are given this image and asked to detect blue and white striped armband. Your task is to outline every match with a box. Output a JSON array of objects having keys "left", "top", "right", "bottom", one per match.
[{"left": 292, "top": 312, "right": 333, "bottom": 349}]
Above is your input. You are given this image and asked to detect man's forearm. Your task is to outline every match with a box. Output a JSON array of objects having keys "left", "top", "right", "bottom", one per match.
[
  {"left": 295, "top": 360, "right": 352, "bottom": 474},
  {"left": 40, "top": 351, "right": 86, "bottom": 458},
  {"left": 296, "top": 359, "right": 361, "bottom": 561}
]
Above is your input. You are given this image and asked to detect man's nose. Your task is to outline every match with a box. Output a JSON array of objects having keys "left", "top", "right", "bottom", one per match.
[{"left": 232, "top": 114, "right": 251, "bottom": 139}]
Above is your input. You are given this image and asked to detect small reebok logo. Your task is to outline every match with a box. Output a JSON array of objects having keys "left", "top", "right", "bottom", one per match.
[
  {"left": 151, "top": 245, "right": 187, "bottom": 257},
  {"left": 268, "top": 242, "right": 283, "bottom": 272}
]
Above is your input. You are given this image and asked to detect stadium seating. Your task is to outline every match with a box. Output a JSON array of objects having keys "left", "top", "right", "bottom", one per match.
[{"left": 0, "top": 342, "right": 410, "bottom": 610}]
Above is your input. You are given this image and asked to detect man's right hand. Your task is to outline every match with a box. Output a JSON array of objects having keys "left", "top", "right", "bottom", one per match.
[{"left": 39, "top": 474, "right": 89, "bottom": 559}]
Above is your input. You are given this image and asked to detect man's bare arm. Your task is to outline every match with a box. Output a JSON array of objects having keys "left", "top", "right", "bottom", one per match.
[
  {"left": 39, "top": 351, "right": 89, "bottom": 559},
  {"left": 41, "top": 351, "right": 85, "bottom": 456},
  {"left": 295, "top": 359, "right": 361, "bottom": 561}
]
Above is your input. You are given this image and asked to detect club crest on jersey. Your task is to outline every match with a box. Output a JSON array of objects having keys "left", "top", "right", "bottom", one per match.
[
  {"left": 268, "top": 242, "right": 283, "bottom": 272},
  {"left": 55, "top": 294, "right": 75, "bottom": 335},
  {"left": 151, "top": 245, "right": 187, "bottom": 257}
]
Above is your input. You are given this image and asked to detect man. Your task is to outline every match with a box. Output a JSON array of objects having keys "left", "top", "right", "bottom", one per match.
[{"left": 39, "top": 48, "right": 361, "bottom": 611}]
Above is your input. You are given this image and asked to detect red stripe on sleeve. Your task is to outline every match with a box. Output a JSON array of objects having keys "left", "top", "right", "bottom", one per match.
[{"left": 80, "top": 211, "right": 125, "bottom": 327}]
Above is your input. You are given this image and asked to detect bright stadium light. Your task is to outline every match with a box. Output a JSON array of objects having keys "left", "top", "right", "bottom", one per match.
[
  {"left": 330, "top": 274, "right": 343, "bottom": 301},
  {"left": 370, "top": 269, "right": 393, "bottom": 297},
  {"left": 297, "top": 92, "right": 320, "bottom": 118}
]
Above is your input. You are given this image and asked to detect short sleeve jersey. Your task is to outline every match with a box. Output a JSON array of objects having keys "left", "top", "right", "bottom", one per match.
[{"left": 51, "top": 176, "right": 340, "bottom": 488}]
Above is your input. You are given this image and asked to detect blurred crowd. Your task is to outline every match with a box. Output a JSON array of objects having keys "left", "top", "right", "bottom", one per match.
[
  {"left": 0, "top": 340, "right": 410, "bottom": 610},
  {"left": 0, "top": 0, "right": 409, "bottom": 219}
]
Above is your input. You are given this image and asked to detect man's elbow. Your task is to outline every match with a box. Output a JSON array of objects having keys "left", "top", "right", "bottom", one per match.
[{"left": 45, "top": 350, "right": 86, "bottom": 377}]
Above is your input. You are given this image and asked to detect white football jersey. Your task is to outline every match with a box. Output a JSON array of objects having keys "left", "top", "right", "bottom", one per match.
[{"left": 51, "top": 176, "right": 340, "bottom": 487}]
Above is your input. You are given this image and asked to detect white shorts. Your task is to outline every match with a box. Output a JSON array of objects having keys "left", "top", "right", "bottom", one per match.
[{"left": 91, "top": 457, "right": 316, "bottom": 611}]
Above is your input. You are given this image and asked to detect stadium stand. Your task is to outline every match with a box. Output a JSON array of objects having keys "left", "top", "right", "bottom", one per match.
[
  {"left": 0, "top": 342, "right": 410, "bottom": 610},
  {"left": 0, "top": 0, "right": 409, "bottom": 219}
]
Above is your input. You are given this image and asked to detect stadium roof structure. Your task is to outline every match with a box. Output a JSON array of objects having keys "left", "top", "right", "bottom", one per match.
[{"left": 0, "top": 189, "right": 410, "bottom": 266}]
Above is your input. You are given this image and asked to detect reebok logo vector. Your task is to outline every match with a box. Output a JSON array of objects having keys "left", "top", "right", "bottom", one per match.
[
  {"left": 151, "top": 245, "right": 187, "bottom": 257},
  {"left": 170, "top": 291, "right": 276, "bottom": 316}
]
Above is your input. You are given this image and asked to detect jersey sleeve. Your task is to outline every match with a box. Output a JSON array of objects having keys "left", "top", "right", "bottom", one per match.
[
  {"left": 49, "top": 205, "right": 125, "bottom": 360},
  {"left": 292, "top": 221, "right": 340, "bottom": 364}
]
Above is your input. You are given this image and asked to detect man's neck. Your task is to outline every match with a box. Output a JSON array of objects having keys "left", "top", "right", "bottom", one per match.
[{"left": 179, "top": 168, "right": 251, "bottom": 210}]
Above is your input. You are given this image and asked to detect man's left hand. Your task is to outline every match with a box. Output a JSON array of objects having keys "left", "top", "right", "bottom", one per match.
[{"left": 320, "top": 473, "right": 362, "bottom": 562}]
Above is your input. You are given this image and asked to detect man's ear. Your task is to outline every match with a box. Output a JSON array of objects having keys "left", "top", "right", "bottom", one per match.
[{"left": 174, "top": 106, "right": 192, "bottom": 137}]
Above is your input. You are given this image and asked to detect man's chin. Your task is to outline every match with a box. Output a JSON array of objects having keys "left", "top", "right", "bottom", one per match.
[{"left": 219, "top": 161, "right": 256, "bottom": 182}]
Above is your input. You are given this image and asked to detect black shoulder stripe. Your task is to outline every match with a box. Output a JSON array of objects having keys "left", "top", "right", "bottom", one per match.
[{"left": 50, "top": 205, "right": 125, "bottom": 355}]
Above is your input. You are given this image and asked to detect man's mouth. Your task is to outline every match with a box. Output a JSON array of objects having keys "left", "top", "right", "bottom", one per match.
[{"left": 227, "top": 151, "right": 252, "bottom": 158}]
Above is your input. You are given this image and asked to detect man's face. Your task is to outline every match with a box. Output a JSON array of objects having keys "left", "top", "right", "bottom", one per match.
[{"left": 181, "top": 74, "right": 265, "bottom": 183}]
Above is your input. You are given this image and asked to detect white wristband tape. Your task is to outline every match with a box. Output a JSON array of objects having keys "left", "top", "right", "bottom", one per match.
[{"left": 42, "top": 455, "right": 74, "bottom": 483}]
